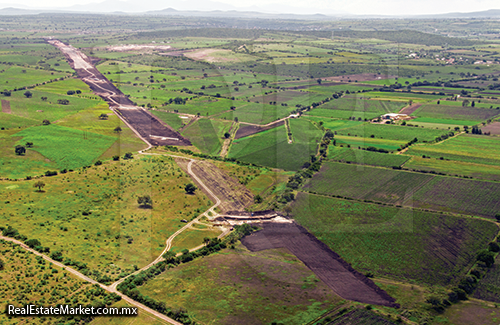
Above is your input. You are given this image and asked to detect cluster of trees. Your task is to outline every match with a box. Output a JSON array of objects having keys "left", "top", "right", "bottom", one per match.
[{"left": 471, "top": 125, "right": 483, "bottom": 134}]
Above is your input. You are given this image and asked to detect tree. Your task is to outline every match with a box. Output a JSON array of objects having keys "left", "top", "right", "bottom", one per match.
[
  {"left": 477, "top": 250, "right": 495, "bottom": 267},
  {"left": 203, "top": 237, "right": 211, "bottom": 245},
  {"left": 25, "top": 239, "right": 41, "bottom": 249},
  {"left": 99, "top": 113, "right": 108, "bottom": 120},
  {"left": 112, "top": 155, "right": 120, "bottom": 161},
  {"left": 25, "top": 142, "right": 33, "bottom": 148},
  {"left": 114, "top": 126, "right": 122, "bottom": 133},
  {"left": 42, "top": 119, "right": 50, "bottom": 125},
  {"left": 24, "top": 90, "right": 32, "bottom": 98},
  {"left": 3, "top": 90, "right": 11, "bottom": 97},
  {"left": 224, "top": 132, "right": 230, "bottom": 139},
  {"left": 41, "top": 96, "right": 47, "bottom": 101},
  {"left": 185, "top": 183, "right": 197, "bottom": 194},
  {"left": 137, "top": 195, "right": 153, "bottom": 208},
  {"left": 254, "top": 195, "right": 263, "bottom": 204},
  {"left": 316, "top": 78, "right": 322, "bottom": 84},
  {"left": 34, "top": 181, "right": 45, "bottom": 192},
  {"left": 15, "top": 145, "right": 26, "bottom": 155},
  {"left": 123, "top": 152, "right": 133, "bottom": 160},
  {"left": 0, "top": 259, "right": 3, "bottom": 270}
]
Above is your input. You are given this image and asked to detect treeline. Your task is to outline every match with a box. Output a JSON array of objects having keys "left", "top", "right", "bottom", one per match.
[
  {"left": 135, "top": 28, "right": 266, "bottom": 40},
  {"left": 117, "top": 224, "right": 257, "bottom": 325},
  {"left": 226, "top": 61, "right": 420, "bottom": 79},
  {"left": 295, "top": 30, "right": 480, "bottom": 46}
]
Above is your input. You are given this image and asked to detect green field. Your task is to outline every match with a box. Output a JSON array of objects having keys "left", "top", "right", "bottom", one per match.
[
  {"left": 291, "top": 193, "right": 498, "bottom": 286},
  {"left": 151, "top": 110, "right": 186, "bottom": 130},
  {"left": 229, "top": 118, "right": 323, "bottom": 170},
  {"left": 13, "top": 124, "right": 116, "bottom": 170},
  {"left": 182, "top": 118, "right": 231, "bottom": 155},
  {"left": 218, "top": 102, "right": 293, "bottom": 125},
  {"left": 329, "top": 147, "right": 411, "bottom": 167},
  {"left": 304, "top": 161, "right": 500, "bottom": 217},
  {"left": 334, "top": 135, "right": 406, "bottom": 151},
  {"left": 305, "top": 108, "right": 381, "bottom": 120},
  {"left": 335, "top": 123, "right": 448, "bottom": 142},
  {"left": 137, "top": 246, "right": 344, "bottom": 325},
  {"left": 304, "top": 116, "right": 364, "bottom": 130},
  {"left": 412, "top": 104, "right": 500, "bottom": 122},
  {"left": 406, "top": 134, "right": 500, "bottom": 166},
  {"left": 317, "top": 97, "right": 404, "bottom": 113}
]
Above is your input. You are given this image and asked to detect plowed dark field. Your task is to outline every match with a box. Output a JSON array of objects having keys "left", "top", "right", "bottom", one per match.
[
  {"left": 235, "top": 120, "right": 285, "bottom": 139},
  {"left": 1, "top": 100, "right": 11, "bottom": 114},
  {"left": 241, "top": 222, "right": 399, "bottom": 307}
]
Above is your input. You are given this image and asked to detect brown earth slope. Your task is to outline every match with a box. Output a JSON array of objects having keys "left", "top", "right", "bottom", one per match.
[
  {"left": 241, "top": 222, "right": 399, "bottom": 308},
  {"left": 176, "top": 159, "right": 254, "bottom": 212}
]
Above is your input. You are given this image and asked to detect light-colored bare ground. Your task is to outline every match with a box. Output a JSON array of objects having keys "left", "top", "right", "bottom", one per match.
[
  {"left": 106, "top": 44, "right": 172, "bottom": 52},
  {"left": 1, "top": 99, "right": 11, "bottom": 114},
  {"left": 184, "top": 49, "right": 236, "bottom": 62}
]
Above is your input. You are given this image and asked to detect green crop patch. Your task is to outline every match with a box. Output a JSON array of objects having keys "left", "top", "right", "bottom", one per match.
[
  {"left": 218, "top": 102, "right": 292, "bottom": 125},
  {"left": 317, "top": 97, "right": 404, "bottom": 114},
  {"left": 410, "top": 117, "right": 477, "bottom": 126},
  {"left": 150, "top": 110, "right": 186, "bottom": 130},
  {"left": 412, "top": 104, "right": 500, "bottom": 122},
  {"left": 406, "top": 134, "right": 500, "bottom": 167},
  {"left": 306, "top": 108, "right": 381, "bottom": 120},
  {"left": 335, "top": 123, "right": 448, "bottom": 142},
  {"left": 304, "top": 161, "right": 500, "bottom": 218},
  {"left": 291, "top": 193, "right": 498, "bottom": 286},
  {"left": 182, "top": 118, "right": 231, "bottom": 155},
  {"left": 13, "top": 124, "right": 116, "bottom": 170},
  {"left": 304, "top": 116, "right": 364, "bottom": 131},
  {"left": 229, "top": 118, "right": 323, "bottom": 171},
  {"left": 333, "top": 135, "right": 406, "bottom": 151},
  {"left": 329, "top": 147, "right": 411, "bottom": 167}
]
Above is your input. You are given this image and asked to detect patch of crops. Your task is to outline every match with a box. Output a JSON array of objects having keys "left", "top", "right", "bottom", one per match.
[
  {"left": 305, "top": 108, "right": 381, "bottom": 120},
  {"left": 219, "top": 102, "right": 292, "bottom": 125},
  {"left": 335, "top": 123, "right": 448, "bottom": 142},
  {"left": 328, "top": 147, "right": 411, "bottom": 168},
  {"left": 412, "top": 104, "right": 500, "bottom": 122},
  {"left": 317, "top": 98, "right": 404, "bottom": 114},
  {"left": 473, "top": 261, "right": 500, "bottom": 303},
  {"left": 291, "top": 193, "right": 498, "bottom": 286},
  {"left": 334, "top": 136, "right": 406, "bottom": 151},
  {"left": 411, "top": 177, "right": 500, "bottom": 218},
  {"left": 229, "top": 118, "right": 322, "bottom": 170},
  {"left": 182, "top": 118, "right": 231, "bottom": 155},
  {"left": 151, "top": 110, "right": 186, "bottom": 131},
  {"left": 406, "top": 134, "right": 500, "bottom": 166}
]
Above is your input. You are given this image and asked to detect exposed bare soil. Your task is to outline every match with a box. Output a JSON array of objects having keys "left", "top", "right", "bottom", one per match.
[
  {"left": 241, "top": 223, "right": 399, "bottom": 307},
  {"left": 1, "top": 99, "right": 11, "bottom": 114},
  {"left": 184, "top": 49, "right": 236, "bottom": 62},
  {"left": 399, "top": 103, "right": 421, "bottom": 115},
  {"left": 482, "top": 122, "right": 500, "bottom": 135},
  {"left": 235, "top": 120, "right": 285, "bottom": 139},
  {"left": 46, "top": 38, "right": 189, "bottom": 147},
  {"left": 176, "top": 159, "right": 254, "bottom": 212}
]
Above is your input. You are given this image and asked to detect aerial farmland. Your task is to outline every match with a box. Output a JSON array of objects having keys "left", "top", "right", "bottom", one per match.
[{"left": 0, "top": 8, "right": 500, "bottom": 325}]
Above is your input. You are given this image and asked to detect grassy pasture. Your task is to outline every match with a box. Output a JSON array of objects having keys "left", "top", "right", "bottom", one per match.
[
  {"left": 304, "top": 116, "right": 364, "bottom": 130},
  {"left": 328, "top": 146, "right": 411, "bottom": 167},
  {"left": 291, "top": 193, "right": 498, "bottom": 286},
  {"left": 182, "top": 118, "right": 231, "bottom": 155},
  {"left": 335, "top": 123, "right": 448, "bottom": 142},
  {"left": 0, "top": 156, "right": 210, "bottom": 278},
  {"left": 0, "top": 66, "right": 67, "bottom": 90},
  {"left": 229, "top": 118, "right": 323, "bottom": 171},
  {"left": 1, "top": 89, "right": 104, "bottom": 128},
  {"left": 405, "top": 134, "right": 500, "bottom": 166},
  {"left": 137, "top": 246, "right": 344, "bottom": 325},
  {"left": 163, "top": 97, "right": 235, "bottom": 116},
  {"left": 412, "top": 104, "right": 500, "bottom": 122},
  {"left": 13, "top": 124, "right": 116, "bottom": 170},
  {"left": 410, "top": 117, "right": 477, "bottom": 126}
]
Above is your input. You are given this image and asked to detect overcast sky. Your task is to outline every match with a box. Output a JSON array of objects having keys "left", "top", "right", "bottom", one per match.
[{"left": 3, "top": 0, "right": 500, "bottom": 15}]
